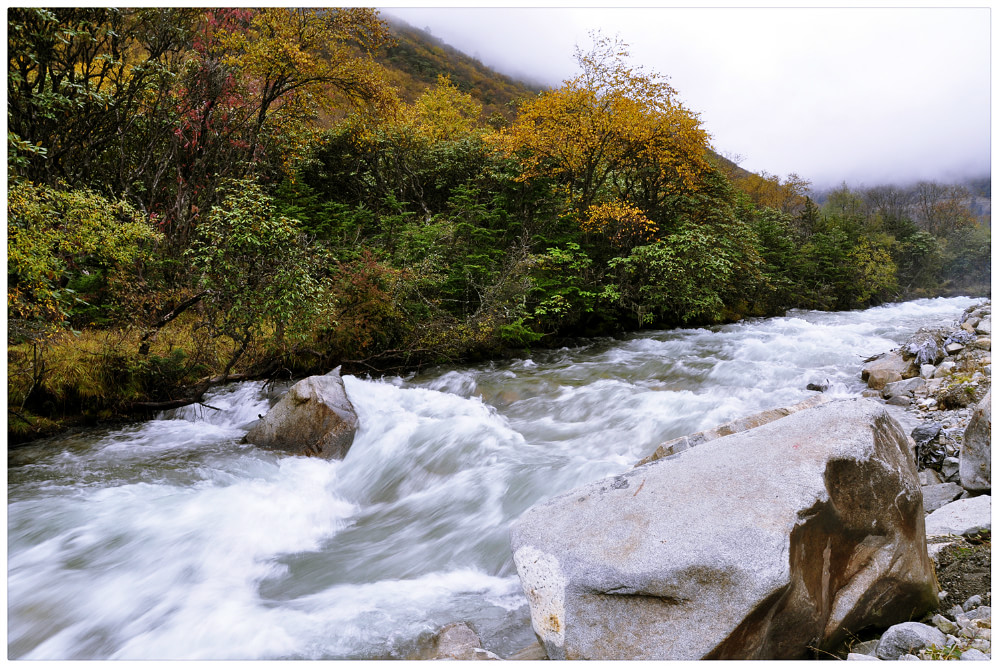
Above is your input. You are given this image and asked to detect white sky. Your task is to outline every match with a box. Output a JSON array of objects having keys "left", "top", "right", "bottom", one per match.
[{"left": 379, "top": 4, "right": 991, "bottom": 190}]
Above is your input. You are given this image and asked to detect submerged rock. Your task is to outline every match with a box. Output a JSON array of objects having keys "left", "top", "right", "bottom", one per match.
[
  {"left": 510, "top": 398, "right": 938, "bottom": 660},
  {"left": 432, "top": 622, "right": 500, "bottom": 660},
  {"left": 243, "top": 367, "right": 359, "bottom": 459}
]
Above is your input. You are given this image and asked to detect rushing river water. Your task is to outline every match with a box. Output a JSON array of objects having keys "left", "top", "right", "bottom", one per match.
[{"left": 7, "top": 296, "right": 984, "bottom": 659}]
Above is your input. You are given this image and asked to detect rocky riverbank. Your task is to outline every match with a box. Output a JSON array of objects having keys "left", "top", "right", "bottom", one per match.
[{"left": 845, "top": 301, "right": 992, "bottom": 661}]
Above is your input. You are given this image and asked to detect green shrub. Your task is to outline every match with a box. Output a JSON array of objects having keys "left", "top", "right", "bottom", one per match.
[{"left": 8, "top": 181, "right": 161, "bottom": 332}]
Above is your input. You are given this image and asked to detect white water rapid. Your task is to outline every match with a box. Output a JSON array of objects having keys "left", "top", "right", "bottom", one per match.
[{"left": 7, "top": 296, "right": 983, "bottom": 659}]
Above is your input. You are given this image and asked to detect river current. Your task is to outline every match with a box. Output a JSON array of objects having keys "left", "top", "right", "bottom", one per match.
[{"left": 7, "top": 296, "right": 983, "bottom": 659}]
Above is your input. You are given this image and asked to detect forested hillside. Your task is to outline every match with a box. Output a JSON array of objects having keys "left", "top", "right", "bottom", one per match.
[
  {"left": 379, "top": 16, "right": 542, "bottom": 119},
  {"left": 7, "top": 8, "right": 990, "bottom": 441}
]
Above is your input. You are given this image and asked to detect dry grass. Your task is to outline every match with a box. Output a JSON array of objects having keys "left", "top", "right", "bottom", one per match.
[{"left": 6, "top": 314, "right": 280, "bottom": 441}]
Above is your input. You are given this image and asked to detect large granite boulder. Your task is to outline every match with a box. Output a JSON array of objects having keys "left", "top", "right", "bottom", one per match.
[
  {"left": 636, "top": 395, "right": 828, "bottom": 466},
  {"left": 243, "top": 367, "right": 358, "bottom": 459},
  {"left": 510, "top": 398, "right": 938, "bottom": 660},
  {"left": 960, "top": 390, "right": 991, "bottom": 492}
]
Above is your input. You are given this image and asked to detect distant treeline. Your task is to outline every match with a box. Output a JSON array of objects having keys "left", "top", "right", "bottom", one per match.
[{"left": 7, "top": 8, "right": 990, "bottom": 441}]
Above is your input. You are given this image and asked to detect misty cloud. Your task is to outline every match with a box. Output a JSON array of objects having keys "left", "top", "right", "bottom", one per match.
[{"left": 380, "top": 6, "right": 989, "bottom": 189}]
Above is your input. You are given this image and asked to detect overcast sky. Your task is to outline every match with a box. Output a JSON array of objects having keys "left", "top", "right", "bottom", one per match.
[{"left": 379, "top": 5, "right": 990, "bottom": 190}]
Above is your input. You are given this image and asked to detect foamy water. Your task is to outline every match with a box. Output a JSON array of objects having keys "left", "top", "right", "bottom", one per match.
[{"left": 7, "top": 297, "right": 981, "bottom": 659}]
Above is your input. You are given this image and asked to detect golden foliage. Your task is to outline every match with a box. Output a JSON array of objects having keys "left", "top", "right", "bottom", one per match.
[
  {"left": 410, "top": 75, "right": 483, "bottom": 142},
  {"left": 733, "top": 171, "right": 811, "bottom": 214},
  {"left": 214, "top": 7, "right": 399, "bottom": 169},
  {"left": 220, "top": 8, "right": 396, "bottom": 110},
  {"left": 8, "top": 181, "right": 161, "bottom": 325},
  {"left": 492, "top": 33, "right": 710, "bottom": 212},
  {"left": 582, "top": 201, "right": 659, "bottom": 248},
  {"left": 348, "top": 75, "right": 484, "bottom": 154}
]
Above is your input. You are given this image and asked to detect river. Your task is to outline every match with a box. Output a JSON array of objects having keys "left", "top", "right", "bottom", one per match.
[{"left": 7, "top": 296, "right": 983, "bottom": 659}]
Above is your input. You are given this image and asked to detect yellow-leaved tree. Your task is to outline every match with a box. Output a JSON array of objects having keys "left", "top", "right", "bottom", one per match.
[
  {"left": 408, "top": 74, "right": 484, "bottom": 143},
  {"left": 215, "top": 7, "right": 398, "bottom": 168},
  {"left": 732, "top": 170, "right": 812, "bottom": 215},
  {"left": 493, "top": 33, "right": 710, "bottom": 224}
]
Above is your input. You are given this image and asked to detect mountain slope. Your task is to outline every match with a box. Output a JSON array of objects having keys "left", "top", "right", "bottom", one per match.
[
  {"left": 376, "top": 15, "right": 755, "bottom": 178},
  {"left": 379, "top": 15, "right": 543, "bottom": 120}
]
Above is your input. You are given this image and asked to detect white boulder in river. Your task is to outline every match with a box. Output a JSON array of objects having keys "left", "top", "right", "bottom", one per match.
[
  {"left": 509, "top": 398, "right": 938, "bottom": 660},
  {"left": 243, "top": 367, "right": 359, "bottom": 459}
]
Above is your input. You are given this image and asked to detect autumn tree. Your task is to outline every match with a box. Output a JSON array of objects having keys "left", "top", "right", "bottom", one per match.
[
  {"left": 493, "top": 33, "right": 710, "bottom": 222},
  {"left": 733, "top": 171, "right": 811, "bottom": 215},
  {"left": 822, "top": 182, "right": 868, "bottom": 220},
  {"left": 7, "top": 7, "right": 397, "bottom": 247},
  {"left": 581, "top": 201, "right": 659, "bottom": 250},
  {"left": 8, "top": 181, "right": 161, "bottom": 333},
  {"left": 7, "top": 8, "right": 197, "bottom": 192},
  {"left": 604, "top": 172, "right": 764, "bottom": 325},
  {"left": 910, "top": 182, "right": 977, "bottom": 237},
  {"left": 862, "top": 184, "right": 912, "bottom": 228},
  {"left": 162, "top": 7, "right": 396, "bottom": 245},
  {"left": 217, "top": 7, "right": 396, "bottom": 159}
]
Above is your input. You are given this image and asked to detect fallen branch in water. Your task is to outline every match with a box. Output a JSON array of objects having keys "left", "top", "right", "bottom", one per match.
[
  {"left": 129, "top": 360, "right": 286, "bottom": 412},
  {"left": 130, "top": 396, "right": 207, "bottom": 411}
]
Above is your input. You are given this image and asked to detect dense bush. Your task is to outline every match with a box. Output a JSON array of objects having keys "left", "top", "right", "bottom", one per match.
[{"left": 8, "top": 181, "right": 161, "bottom": 331}]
